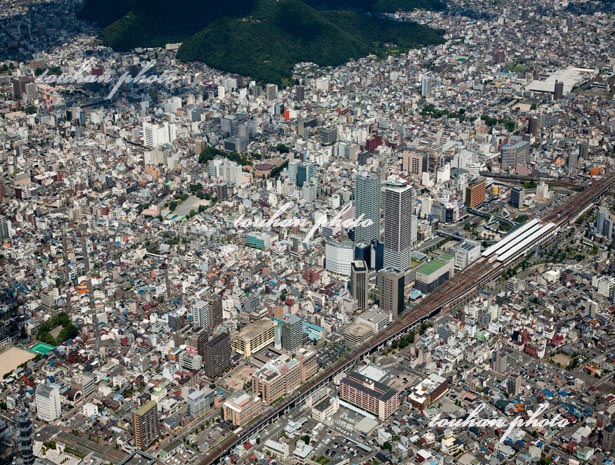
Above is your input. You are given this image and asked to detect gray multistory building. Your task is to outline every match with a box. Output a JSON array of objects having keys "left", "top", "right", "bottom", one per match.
[
  {"left": 379, "top": 269, "right": 405, "bottom": 320},
  {"left": 281, "top": 313, "right": 303, "bottom": 353},
  {"left": 596, "top": 206, "right": 613, "bottom": 239},
  {"left": 510, "top": 187, "right": 525, "bottom": 208},
  {"left": 202, "top": 331, "right": 231, "bottom": 379},
  {"left": 500, "top": 136, "right": 530, "bottom": 170},
  {"left": 603, "top": 424, "right": 615, "bottom": 452}
]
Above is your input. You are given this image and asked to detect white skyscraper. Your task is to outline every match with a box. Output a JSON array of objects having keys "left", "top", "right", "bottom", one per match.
[
  {"left": 223, "top": 160, "right": 243, "bottom": 186},
  {"left": 325, "top": 239, "right": 354, "bottom": 276},
  {"left": 192, "top": 300, "right": 210, "bottom": 329},
  {"left": 36, "top": 384, "right": 62, "bottom": 422},
  {"left": 421, "top": 74, "right": 433, "bottom": 97},
  {"left": 163, "top": 96, "right": 182, "bottom": 114},
  {"left": 302, "top": 183, "right": 317, "bottom": 203},
  {"left": 208, "top": 159, "right": 243, "bottom": 186},
  {"left": 143, "top": 121, "right": 177, "bottom": 147}
]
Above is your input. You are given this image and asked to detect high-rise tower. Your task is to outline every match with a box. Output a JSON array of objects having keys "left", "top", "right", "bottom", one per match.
[
  {"left": 207, "top": 292, "right": 223, "bottom": 331},
  {"left": 133, "top": 401, "right": 159, "bottom": 450},
  {"left": 16, "top": 407, "right": 34, "bottom": 465},
  {"left": 383, "top": 181, "right": 414, "bottom": 272},
  {"left": 354, "top": 171, "right": 381, "bottom": 244},
  {"left": 202, "top": 332, "right": 231, "bottom": 379},
  {"left": 351, "top": 260, "right": 369, "bottom": 311}
]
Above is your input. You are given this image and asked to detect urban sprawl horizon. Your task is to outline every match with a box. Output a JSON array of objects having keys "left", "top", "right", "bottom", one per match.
[{"left": 1, "top": 1, "right": 615, "bottom": 465}]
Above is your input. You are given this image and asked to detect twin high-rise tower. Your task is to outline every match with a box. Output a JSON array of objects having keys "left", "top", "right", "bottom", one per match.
[
  {"left": 353, "top": 172, "right": 416, "bottom": 273},
  {"left": 353, "top": 171, "right": 416, "bottom": 319}
]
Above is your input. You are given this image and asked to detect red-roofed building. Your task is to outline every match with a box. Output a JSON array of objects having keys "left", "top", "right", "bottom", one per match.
[
  {"left": 365, "top": 135, "right": 383, "bottom": 153},
  {"left": 551, "top": 334, "right": 565, "bottom": 347}
]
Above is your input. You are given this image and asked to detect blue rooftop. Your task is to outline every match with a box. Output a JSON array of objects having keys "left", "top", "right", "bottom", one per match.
[
  {"left": 564, "top": 404, "right": 578, "bottom": 416},
  {"left": 303, "top": 322, "right": 324, "bottom": 332},
  {"left": 410, "top": 290, "right": 423, "bottom": 300}
]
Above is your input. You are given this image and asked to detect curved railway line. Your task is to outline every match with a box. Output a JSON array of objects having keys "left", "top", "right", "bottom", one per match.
[{"left": 198, "top": 173, "right": 615, "bottom": 465}]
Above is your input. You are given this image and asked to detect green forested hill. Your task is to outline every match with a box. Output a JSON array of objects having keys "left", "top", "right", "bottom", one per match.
[{"left": 79, "top": 0, "right": 446, "bottom": 84}]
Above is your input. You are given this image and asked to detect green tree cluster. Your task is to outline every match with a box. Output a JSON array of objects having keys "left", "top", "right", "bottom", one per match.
[
  {"left": 276, "top": 144, "right": 290, "bottom": 153},
  {"left": 418, "top": 322, "right": 432, "bottom": 335},
  {"left": 188, "top": 183, "right": 203, "bottom": 195},
  {"left": 38, "top": 312, "right": 79, "bottom": 345},
  {"left": 421, "top": 104, "right": 474, "bottom": 122},
  {"left": 391, "top": 331, "right": 415, "bottom": 349},
  {"left": 515, "top": 214, "right": 530, "bottom": 223},
  {"left": 269, "top": 160, "right": 289, "bottom": 179},
  {"left": 0, "top": 64, "right": 13, "bottom": 75},
  {"left": 504, "top": 62, "right": 530, "bottom": 73},
  {"left": 481, "top": 115, "right": 515, "bottom": 132},
  {"left": 198, "top": 146, "right": 252, "bottom": 166},
  {"left": 35, "top": 66, "right": 62, "bottom": 76}
]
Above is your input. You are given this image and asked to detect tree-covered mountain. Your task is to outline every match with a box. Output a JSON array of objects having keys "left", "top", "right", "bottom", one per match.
[{"left": 79, "top": 0, "right": 446, "bottom": 84}]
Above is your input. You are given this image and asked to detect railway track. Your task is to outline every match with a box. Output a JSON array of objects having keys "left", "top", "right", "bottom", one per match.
[
  {"left": 478, "top": 172, "right": 585, "bottom": 190},
  {"left": 198, "top": 173, "right": 615, "bottom": 465}
]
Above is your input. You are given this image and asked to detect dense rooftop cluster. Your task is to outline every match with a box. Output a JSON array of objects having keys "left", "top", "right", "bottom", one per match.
[{"left": 0, "top": 1, "right": 615, "bottom": 465}]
